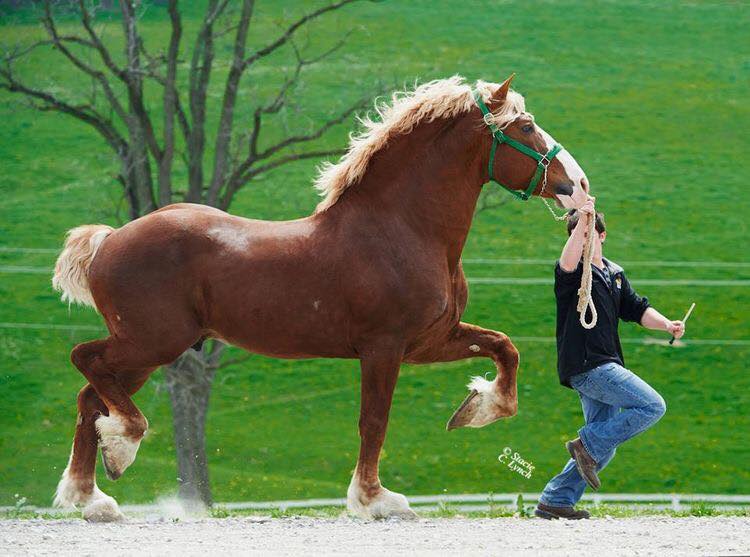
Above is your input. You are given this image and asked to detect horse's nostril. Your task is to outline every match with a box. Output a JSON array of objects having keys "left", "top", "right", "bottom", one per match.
[
  {"left": 554, "top": 182, "right": 575, "bottom": 196},
  {"left": 581, "top": 177, "right": 590, "bottom": 193}
]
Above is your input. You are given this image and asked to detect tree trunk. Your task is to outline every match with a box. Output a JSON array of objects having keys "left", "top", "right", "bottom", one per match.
[{"left": 163, "top": 343, "right": 223, "bottom": 506}]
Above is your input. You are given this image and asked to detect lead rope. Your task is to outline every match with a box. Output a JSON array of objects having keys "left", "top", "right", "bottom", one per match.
[
  {"left": 576, "top": 213, "right": 598, "bottom": 329},
  {"left": 539, "top": 164, "right": 597, "bottom": 328}
]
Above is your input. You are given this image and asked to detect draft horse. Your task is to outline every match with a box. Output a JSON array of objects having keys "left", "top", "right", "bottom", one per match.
[{"left": 52, "top": 75, "right": 589, "bottom": 521}]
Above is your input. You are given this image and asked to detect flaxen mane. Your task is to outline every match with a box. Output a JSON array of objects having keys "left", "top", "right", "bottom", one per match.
[{"left": 313, "top": 75, "right": 527, "bottom": 212}]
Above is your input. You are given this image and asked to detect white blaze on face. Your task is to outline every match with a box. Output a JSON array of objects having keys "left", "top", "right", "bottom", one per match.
[{"left": 537, "top": 126, "right": 589, "bottom": 209}]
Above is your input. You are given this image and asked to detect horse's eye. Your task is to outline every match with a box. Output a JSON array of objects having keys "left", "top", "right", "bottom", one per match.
[{"left": 521, "top": 124, "right": 534, "bottom": 133}]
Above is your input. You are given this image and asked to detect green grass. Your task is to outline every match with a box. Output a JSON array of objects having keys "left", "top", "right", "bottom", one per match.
[
  {"left": 3, "top": 503, "right": 748, "bottom": 521},
  {"left": 1, "top": 0, "right": 749, "bottom": 508}
]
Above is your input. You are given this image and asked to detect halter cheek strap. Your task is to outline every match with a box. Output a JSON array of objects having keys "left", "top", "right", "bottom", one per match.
[{"left": 474, "top": 90, "right": 563, "bottom": 201}]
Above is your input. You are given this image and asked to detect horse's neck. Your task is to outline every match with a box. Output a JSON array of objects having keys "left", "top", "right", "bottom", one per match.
[{"left": 334, "top": 116, "right": 487, "bottom": 268}]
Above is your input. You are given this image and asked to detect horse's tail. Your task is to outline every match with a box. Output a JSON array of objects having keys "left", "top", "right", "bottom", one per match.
[{"left": 52, "top": 224, "right": 114, "bottom": 308}]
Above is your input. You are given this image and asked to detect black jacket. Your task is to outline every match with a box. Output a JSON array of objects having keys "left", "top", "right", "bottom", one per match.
[{"left": 555, "top": 258, "right": 650, "bottom": 388}]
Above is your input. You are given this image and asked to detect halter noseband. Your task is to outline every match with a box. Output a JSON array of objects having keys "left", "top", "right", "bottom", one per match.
[{"left": 474, "top": 90, "right": 563, "bottom": 201}]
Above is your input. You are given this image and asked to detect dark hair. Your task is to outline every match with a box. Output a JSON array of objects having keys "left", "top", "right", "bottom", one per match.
[{"left": 566, "top": 209, "right": 606, "bottom": 236}]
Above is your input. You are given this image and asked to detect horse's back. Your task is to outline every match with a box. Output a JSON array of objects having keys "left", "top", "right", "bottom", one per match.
[{"left": 86, "top": 203, "right": 349, "bottom": 356}]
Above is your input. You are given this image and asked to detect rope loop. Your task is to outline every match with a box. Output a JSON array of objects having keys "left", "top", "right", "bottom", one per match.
[{"left": 576, "top": 212, "right": 598, "bottom": 329}]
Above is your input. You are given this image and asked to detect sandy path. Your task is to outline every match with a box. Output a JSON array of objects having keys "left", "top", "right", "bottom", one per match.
[{"left": 2, "top": 516, "right": 748, "bottom": 556}]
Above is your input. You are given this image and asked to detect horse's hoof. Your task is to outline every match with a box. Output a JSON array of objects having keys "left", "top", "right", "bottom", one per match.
[
  {"left": 347, "top": 481, "right": 417, "bottom": 520},
  {"left": 446, "top": 376, "right": 516, "bottom": 430},
  {"left": 95, "top": 413, "right": 144, "bottom": 480},
  {"left": 82, "top": 489, "right": 125, "bottom": 523}
]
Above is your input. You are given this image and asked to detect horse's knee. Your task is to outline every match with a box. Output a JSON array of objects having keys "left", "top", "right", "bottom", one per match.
[
  {"left": 70, "top": 341, "right": 106, "bottom": 377},
  {"left": 70, "top": 344, "right": 90, "bottom": 373},
  {"left": 77, "top": 384, "right": 105, "bottom": 416},
  {"left": 358, "top": 414, "right": 387, "bottom": 437}
]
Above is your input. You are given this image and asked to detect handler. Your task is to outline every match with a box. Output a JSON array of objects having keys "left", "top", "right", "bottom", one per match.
[{"left": 535, "top": 197, "right": 685, "bottom": 520}]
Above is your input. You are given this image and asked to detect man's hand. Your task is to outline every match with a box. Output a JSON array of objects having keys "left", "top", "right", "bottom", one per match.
[
  {"left": 641, "top": 308, "right": 687, "bottom": 339},
  {"left": 666, "top": 320, "right": 685, "bottom": 339},
  {"left": 569, "top": 183, "right": 591, "bottom": 208},
  {"left": 559, "top": 196, "right": 596, "bottom": 272},
  {"left": 577, "top": 197, "right": 596, "bottom": 217}
]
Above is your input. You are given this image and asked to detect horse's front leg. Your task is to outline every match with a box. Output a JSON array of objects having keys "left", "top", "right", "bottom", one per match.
[
  {"left": 406, "top": 322, "right": 519, "bottom": 429},
  {"left": 347, "top": 344, "right": 417, "bottom": 520}
]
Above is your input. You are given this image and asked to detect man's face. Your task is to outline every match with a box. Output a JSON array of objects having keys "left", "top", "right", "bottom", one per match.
[{"left": 595, "top": 231, "right": 607, "bottom": 253}]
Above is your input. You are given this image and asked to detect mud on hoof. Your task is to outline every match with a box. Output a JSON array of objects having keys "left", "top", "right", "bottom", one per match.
[
  {"left": 347, "top": 479, "right": 417, "bottom": 520},
  {"left": 95, "top": 413, "right": 145, "bottom": 480},
  {"left": 446, "top": 375, "right": 516, "bottom": 430}
]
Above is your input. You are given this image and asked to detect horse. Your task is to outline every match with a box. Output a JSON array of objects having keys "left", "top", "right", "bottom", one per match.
[{"left": 51, "top": 74, "right": 589, "bottom": 521}]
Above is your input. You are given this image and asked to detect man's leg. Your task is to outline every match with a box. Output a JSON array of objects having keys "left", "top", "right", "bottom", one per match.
[
  {"left": 574, "top": 362, "right": 666, "bottom": 464},
  {"left": 538, "top": 392, "right": 617, "bottom": 513}
]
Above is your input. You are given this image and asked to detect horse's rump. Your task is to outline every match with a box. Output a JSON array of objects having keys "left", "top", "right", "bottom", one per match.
[{"left": 53, "top": 224, "right": 114, "bottom": 308}]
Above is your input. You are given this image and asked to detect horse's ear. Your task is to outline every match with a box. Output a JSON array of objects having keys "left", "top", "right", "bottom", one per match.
[{"left": 491, "top": 73, "right": 516, "bottom": 102}]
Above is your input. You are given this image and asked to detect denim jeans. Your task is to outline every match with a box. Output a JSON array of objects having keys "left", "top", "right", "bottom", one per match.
[{"left": 539, "top": 362, "right": 666, "bottom": 508}]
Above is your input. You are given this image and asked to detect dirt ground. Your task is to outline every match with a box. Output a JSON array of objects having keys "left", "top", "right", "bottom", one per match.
[{"left": 1, "top": 516, "right": 748, "bottom": 556}]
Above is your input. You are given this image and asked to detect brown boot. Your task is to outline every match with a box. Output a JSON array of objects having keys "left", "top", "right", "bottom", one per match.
[
  {"left": 566, "top": 438, "right": 601, "bottom": 490},
  {"left": 535, "top": 502, "right": 590, "bottom": 520}
]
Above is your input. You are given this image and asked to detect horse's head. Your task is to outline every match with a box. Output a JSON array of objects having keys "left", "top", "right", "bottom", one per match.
[{"left": 482, "top": 75, "right": 589, "bottom": 209}]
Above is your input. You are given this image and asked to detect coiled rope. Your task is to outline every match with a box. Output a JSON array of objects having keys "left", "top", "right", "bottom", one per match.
[
  {"left": 538, "top": 166, "right": 598, "bottom": 329},
  {"left": 576, "top": 212, "right": 598, "bottom": 329}
]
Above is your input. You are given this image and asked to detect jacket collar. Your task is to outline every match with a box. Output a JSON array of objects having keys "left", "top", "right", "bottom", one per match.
[{"left": 603, "top": 257, "right": 623, "bottom": 274}]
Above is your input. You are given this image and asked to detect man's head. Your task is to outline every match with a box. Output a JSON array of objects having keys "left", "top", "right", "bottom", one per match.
[{"left": 566, "top": 209, "right": 607, "bottom": 253}]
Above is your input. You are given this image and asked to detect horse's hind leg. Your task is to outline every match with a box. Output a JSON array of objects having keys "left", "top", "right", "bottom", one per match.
[
  {"left": 405, "top": 322, "right": 519, "bottom": 429},
  {"left": 55, "top": 368, "right": 150, "bottom": 521},
  {"left": 69, "top": 339, "right": 157, "bottom": 481}
]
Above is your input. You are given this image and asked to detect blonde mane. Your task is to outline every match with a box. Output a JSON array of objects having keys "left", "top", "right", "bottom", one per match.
[{"left": 313, "top": 75, "right": 526, "bottom": 213}]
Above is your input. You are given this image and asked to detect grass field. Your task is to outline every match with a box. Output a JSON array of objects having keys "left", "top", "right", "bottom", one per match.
[{"left": 1, "top": 0, "right": 749, "bottom": 508}]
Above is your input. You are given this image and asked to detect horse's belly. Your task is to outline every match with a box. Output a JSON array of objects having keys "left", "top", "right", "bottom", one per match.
[{"left": 205, "top": 274, "right": 355, "bottom": 359}]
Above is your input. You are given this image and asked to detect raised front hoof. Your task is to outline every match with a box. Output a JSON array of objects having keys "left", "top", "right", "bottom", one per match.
[
  {"left": 95, "top": 414, "right": 144, "bottom": 481},
  {"left": 446, "top": 377, "right": 516, "bottom": 430},
  {"left": 347, "top": 485, "right": 418, "bottom": 520},
  {"left": 82, "top": 492, "right": 125, "bottom": 523}
]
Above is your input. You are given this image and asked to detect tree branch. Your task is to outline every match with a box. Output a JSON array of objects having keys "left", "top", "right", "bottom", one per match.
[
  {"left": 157, "top": 0, "right": 183, "bottom": 206},
  {"left": 256, "top": 98, "right": 364, "bottom": 162},
  {"left": 241, "top": 0, "right": 359, "bottom": 70},
  {"left": 206, "top": 0, "right": 254, "bottom": 206},
  {"left": 77, "top": 0, "right": 127, "bottom": 81},
  {"left": 138, "top": 60, "right": 191, "bottom": 141},
  {"left": 219, "top": 148, "right": 345, "bottom": 210},
  {"left": 41, "top": 1, "right": 129, "bottom": 123},
  {"left": 186, "top": 0, "right": 231, "bottom": 202},
  {"left": 218, "top": 350, "right": 253, "bottom": 370},
  {"left": 0, "top": 65, "right": 127, "bottom": 156},
  {"left": 216, "top": 31, "right": 356, "bottom": 209},
  {"left": 3, "top": 36, "right": 95, "bottom": 63},
  {"left": 120, "top": 0, "right": 163, "bottom": 167}
]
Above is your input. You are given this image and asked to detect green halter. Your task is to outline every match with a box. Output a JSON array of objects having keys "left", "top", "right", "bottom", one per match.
[{"left": 474, "top": 90, "right": 563, "bottom": 201}]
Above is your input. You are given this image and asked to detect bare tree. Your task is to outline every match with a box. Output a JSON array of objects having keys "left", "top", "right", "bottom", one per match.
[{"left": 1, "top": 0, "right": 372, "bottom": 506}]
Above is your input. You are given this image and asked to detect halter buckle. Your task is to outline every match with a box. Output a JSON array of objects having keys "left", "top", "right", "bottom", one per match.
[
  {"left": 482, "top": 112, "right": 495, "bottom": 127},
  {"left": 539, "top": 155, "right": 551, "bottom": 168}
]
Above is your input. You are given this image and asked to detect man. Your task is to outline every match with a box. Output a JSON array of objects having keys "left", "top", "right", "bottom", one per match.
[{"left": 535, "top": 198, "right": 685, "bottom": 520}]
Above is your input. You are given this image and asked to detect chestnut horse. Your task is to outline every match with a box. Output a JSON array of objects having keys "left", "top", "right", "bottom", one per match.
[{"left": 52, "top": 75, "right": 588, "bottom": 521}]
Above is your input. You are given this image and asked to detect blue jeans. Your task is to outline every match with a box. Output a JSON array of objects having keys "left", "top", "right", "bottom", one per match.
[{"left": 539, "top": 362, "right": 666, "bottom": 508}]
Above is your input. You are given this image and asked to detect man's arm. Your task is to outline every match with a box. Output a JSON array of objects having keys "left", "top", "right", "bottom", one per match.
[
  {"left": 640, "top": 307, "right": 686, "bottom": 339},
  {"left": 560, "top": 197, "right": 595, "bottom": 272}
]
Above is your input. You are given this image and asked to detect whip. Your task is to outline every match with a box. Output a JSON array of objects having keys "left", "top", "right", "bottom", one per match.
[{"left": 669, "top": 302, "right": 695, "bottom": 345}]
